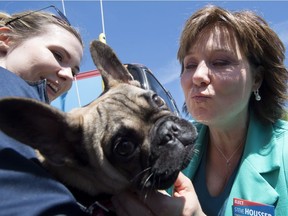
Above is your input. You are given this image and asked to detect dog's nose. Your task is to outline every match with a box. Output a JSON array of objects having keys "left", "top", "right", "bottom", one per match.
[
  {"left": 159, "top": 121, "right": 180, "bottom": 145},
  {"left": 156, "top": 119, "right": 196, "bottom": 147}
]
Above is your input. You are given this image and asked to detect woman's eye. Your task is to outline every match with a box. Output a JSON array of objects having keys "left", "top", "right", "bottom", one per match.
[
  {"left": 53, "top": 51, "right": 63, "bottom": 62},
  {"left": 212, "top": 60, "right": 231, "bottom": 67},
  {"left": 185, "top": 63, "right": 197, "bottom": 69}
]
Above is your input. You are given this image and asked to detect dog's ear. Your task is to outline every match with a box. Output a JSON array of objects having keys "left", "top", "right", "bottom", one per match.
[
  {"left": 0, "top": 97, "right": 84, "bottom": 165},
  {"left": 90, "top": 40, "right": 136, "bottom": 91}
]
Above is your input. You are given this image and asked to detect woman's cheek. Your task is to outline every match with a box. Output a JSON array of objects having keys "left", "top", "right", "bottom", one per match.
[{"left": 180, "top": 73, "right": 191, "bottom": 94}]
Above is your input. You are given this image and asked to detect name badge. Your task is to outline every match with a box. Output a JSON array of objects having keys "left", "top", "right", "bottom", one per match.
[{"left": 233, "top": 198, "right": 275, "bottom": 216}]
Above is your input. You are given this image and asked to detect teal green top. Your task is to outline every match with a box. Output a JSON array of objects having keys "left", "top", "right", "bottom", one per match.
[{"left": 181, "top": 112, "right": 288, "bottom": 215}]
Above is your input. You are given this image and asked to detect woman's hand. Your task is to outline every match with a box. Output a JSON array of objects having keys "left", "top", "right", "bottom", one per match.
[{"left": 111, "top": 172, "right": 205, "bottom": 216}]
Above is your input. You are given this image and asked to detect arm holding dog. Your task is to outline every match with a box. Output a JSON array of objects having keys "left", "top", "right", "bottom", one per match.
[{"left": 112, "top": 172, "right": 206, "bottom": 216}]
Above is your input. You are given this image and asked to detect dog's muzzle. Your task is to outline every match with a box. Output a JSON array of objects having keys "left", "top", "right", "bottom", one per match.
[{"left": 141, "top": 115, "right": 197, "bottom": 190}]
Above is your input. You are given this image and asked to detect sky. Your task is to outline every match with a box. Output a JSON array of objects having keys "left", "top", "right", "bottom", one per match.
[{"left": 1, "top": 0, "right": 288, "bottom": 116}]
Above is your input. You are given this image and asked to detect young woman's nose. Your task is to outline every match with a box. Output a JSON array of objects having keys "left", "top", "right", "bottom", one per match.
[
  {"left": 192, "top": 61, "right": 210, "bottom": 86},
  {"left": 58, "top": 67, "right": 74, "bottom": 81}
]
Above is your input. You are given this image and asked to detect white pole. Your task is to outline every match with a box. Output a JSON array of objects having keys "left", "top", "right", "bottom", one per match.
[
  {"left": 100, "top": 0, "right": 106, "bottom": 35},
  {"left": 61, "top": 0, "right": 82, "bottom": 107},
  {"left": 61, "top": 0, "right": 67, "bottom": 15},
  {"left": 74, "top": 77, "right": 82, "bottom": 107}
]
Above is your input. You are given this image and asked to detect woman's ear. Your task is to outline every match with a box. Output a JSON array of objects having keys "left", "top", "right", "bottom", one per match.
[
  {"left": 0, "top": 27, "right": 11, "bottom": 53},
  {"left": 252, "top": 65, "right": 264, "bottom": 90}
]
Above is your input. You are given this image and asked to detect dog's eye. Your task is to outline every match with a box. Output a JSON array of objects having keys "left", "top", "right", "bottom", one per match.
[
  {"left": 152, "top": 94, "right": 165, "bottom": 107},
  {"left": 114, "top": 140, "right": 135, "bottom": 157}
]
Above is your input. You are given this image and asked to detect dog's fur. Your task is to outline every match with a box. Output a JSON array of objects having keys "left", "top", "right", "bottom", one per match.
[{"left": 0, "top": 41, "right": 197, "bottom": 197}]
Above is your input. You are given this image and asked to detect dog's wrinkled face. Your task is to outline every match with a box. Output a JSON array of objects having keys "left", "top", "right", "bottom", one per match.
[
  {"left": 93, "top": 85, "right": 196, "bottom": 190},
  {"left": 0, "top": 41, "right": 197, "bottom": 195}
]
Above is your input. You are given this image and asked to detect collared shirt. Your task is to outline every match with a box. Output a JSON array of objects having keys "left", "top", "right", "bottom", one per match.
[
  {"left": 183, "top": 112, "right": 288, "bottom": 215},
  {"left": 193, "top": 139, "right": 241, "bottom": 215},
  {"left": 0, "top": 67, "right": 48, "bottom": 103}
]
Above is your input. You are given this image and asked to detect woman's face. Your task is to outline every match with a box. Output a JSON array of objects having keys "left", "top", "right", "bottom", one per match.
[
  {"left": 3, "top": 24, "right": 83, "bottom": 102},
  {"left": 181, "top": 26, "right": 258, "bottom": 128}
]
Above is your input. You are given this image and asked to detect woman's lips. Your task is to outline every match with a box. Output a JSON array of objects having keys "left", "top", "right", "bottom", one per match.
[
  {"left": 191, "top": 94, "right": 210, "bottom": 103},
  {"left": 47, "top": 80, "right": 59, "bottom": 93}
]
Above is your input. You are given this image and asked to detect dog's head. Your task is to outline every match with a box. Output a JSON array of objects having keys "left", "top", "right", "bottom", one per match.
[{"left": 0, "top": 41, "right": 197, "bottom": 195}]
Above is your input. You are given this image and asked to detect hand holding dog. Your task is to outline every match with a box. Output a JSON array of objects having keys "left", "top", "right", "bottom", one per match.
[{"left": 112, "top": 172, "right": 206, "bottom": 216}]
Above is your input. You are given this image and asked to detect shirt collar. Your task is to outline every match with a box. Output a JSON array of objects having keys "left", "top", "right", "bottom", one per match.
[{"left": 26, "top": 79, "right": 49, "bottom": 104}]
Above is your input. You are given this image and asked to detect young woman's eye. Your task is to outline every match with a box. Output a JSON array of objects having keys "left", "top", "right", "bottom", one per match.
[{"left": 52, "top": 51, "right": 63, "bottom": 62}]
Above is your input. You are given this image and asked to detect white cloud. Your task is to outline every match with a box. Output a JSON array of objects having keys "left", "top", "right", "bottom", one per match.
[
  {"left": 272, "top": 21, "right": 288, "bottom": 47},
  {"left": 154, "top": 59, "right": 181, "bottom": 85}
]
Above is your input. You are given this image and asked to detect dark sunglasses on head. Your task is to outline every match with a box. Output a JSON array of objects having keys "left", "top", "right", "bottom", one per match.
[{"left": 5, "top": 5, "right": 71, "bottom": 26}]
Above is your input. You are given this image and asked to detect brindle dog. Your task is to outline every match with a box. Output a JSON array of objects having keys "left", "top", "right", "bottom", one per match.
[{"left": 0, "top": 41, "right": 197, "bottom": 212}]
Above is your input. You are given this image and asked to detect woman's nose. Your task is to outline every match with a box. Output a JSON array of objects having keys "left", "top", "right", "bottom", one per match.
[
  {"left": 58, "top": 67, "right": 74, "bottom": 81},
  {"left": 192, "top": 61, "right": 210, "bottom": 86}
]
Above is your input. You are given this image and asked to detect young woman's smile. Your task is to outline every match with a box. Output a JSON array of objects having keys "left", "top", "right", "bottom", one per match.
[{"left": 3, "top": 24, "right": 83, "bottom": 102}]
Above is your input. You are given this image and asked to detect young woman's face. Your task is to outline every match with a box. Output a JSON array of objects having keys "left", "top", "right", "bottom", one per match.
[
  {"left": 4, "top": 24, "right": 83, "bottom": 102},
  {"left": 181, "top": 26, "right": 258, "bottom": 128}
]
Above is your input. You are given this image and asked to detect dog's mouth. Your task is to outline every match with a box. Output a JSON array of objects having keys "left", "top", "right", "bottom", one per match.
[
  {"left": 138, "top": 169, "right": 180, "bottom": 190},
  {"left": 134, "top": 115, "right": 197, "bottom": 190},
  {"left": 136, "top": 144, "right": 194, "bottom": 190}
]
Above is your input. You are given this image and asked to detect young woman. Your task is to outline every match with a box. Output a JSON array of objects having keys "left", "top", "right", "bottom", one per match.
[{"left": 0, "top": 6, "right": 86, "bottom": 215}]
